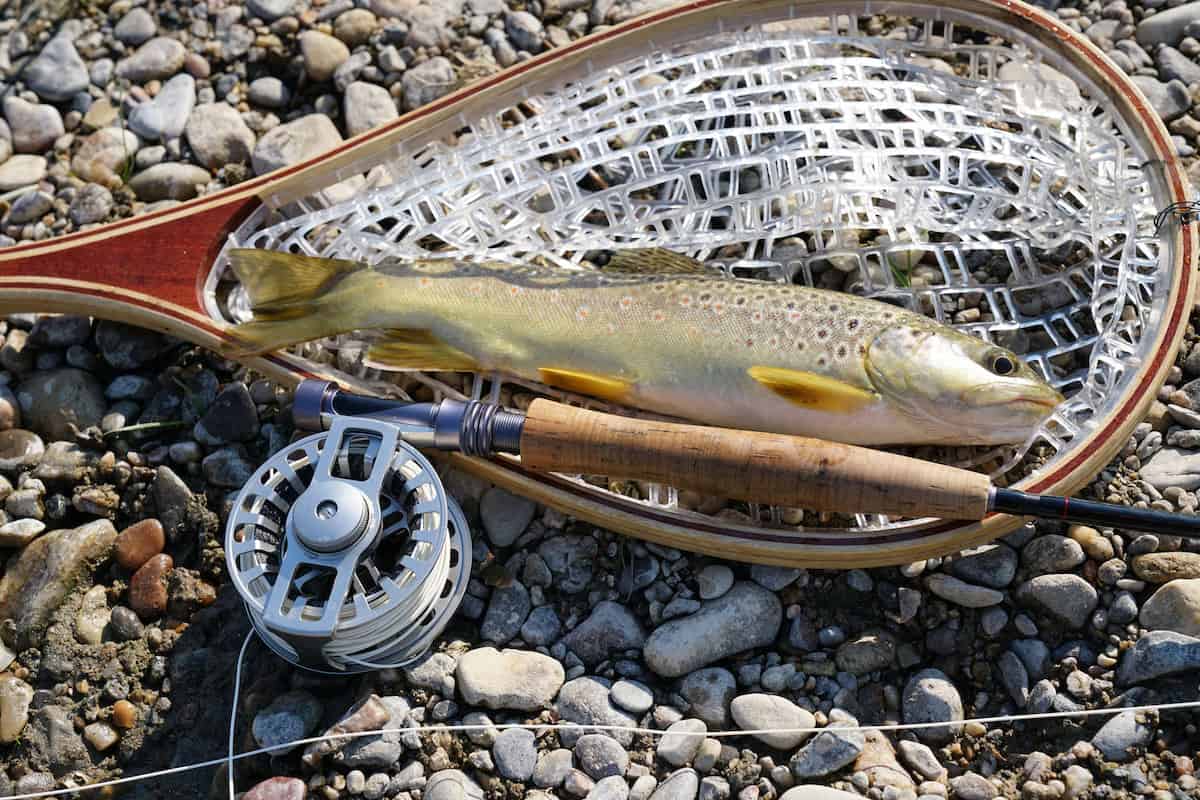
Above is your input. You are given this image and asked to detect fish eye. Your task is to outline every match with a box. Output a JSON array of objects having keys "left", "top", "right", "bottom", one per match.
[{"left": 990, "top": 354, "right": 1017, "bottom": 376}]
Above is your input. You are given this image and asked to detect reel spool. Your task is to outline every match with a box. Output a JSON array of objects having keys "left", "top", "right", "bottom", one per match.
[{"left": 225, "top": 416, "right": 470, "bottom": 673}]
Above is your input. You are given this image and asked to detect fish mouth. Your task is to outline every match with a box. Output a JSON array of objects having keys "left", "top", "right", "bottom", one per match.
[{"left": 962, "top": 385, "right": 1064, "bottom": 412}]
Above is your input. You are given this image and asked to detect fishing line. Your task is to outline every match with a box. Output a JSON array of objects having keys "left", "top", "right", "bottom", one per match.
[{"left": 2, "top": 629, "right": 1196, "bottom": 800}]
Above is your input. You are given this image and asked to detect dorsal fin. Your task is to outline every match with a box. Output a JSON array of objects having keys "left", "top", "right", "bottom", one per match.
[{"left": 606, "top": 248, "right": 711, "bottom": 275}]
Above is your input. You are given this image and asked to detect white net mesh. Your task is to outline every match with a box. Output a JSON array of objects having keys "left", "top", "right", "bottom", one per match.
[{"left": 207, "top": 13, "right": 1167, "bottom": 531}]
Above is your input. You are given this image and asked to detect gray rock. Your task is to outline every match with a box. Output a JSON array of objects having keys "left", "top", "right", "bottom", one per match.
[
  {"left": 835, "top": 632, "right": 896, "bottom": 674},
  {"left": 538, "top": 535, "right": 597, "bottom": 594},
  {"left": 657, "top": 719, "right": 705, "bottom": 767},
  {"left": 506, "top": 10, "right": 545, "bottom": 52},
  {"left": 950, "top": 544, "right": 1017, "bottom": 587},
  {"left": 643, "top": 582, "right": 781, "bottom": 678},
  {"left": 344, "top": 81, "right": 399, "bottom": 137},
  {"left": 252, "top": 113, "right": 343, "bottom": 175},
  {"left": 678, "top": 668, "right": 735, "bottom": 728},
  {"left": 563, "top": 600, "right": 647, "bottom": 667},
  {"left": 16, "top": 369, "right": 105, "bottom": 440},
  {"left": 424, "top": 769, "right": 484, "bottom": 800},
  {"left": 1157, "top": 46, "right": 1200, "bottom": 84},
  {"left": 116, "top": 37, "right": 187, "bottom": 82},
  {"left": 114, "top": 8, "right": 157, "bottom": 45},
  {"left": 129, "top": 74, "right": 197, "bottom": 141},
  {"left": 401, "top": 56, "right": 457, "bottom": 110},
  {"left": 730, "top": 693, "right": 815, "bottom": 750},
  {"left": 480, "top": 487, "right": 536, "bottom": 548},
  {"left": 248, "top": 0, "right": 297, "bottom": 21},
  {"left": 480, "top": 581, "right": 530, "bottom": 644},
  {"left": 617, "top": 553, "right": 658, "bottom": 595},
  {"left": 1132, "top": 76, "right": 1192, "bottom": 122},
  {"left": 23, "top": 705, "right": 89, "bottom": 777},
  {"left": 649, "top": 768, "right": 699, "bottom": 800},
  {"left": 950, "top": 773, "right": 997, "bottom": 800},
  {"left": 591, "top": 775, "right": 631, "bottom": 800},
  {"left": 557, "top": 677, "right": 638, "bottom": 746},
  {"left": 533, "top": 748, "right": 573, "bottom": 788},
  {"left": 69, "top": 183, "right": 114, "bottom": 226},
  {"left": 1137, "top": 2, "right": 1200, "bottom": 47},
  {"left": 521, "top": 605, "right": 562, "bottom": 646},
  {"left": 789, "top": 725, "right": 865, "bottom": 778},
  {"left": 1140, "top": 578, "right": 1200, "bottom": 636},
  {"left": 493, "top": 728, "right": 537, "bottom": 781},
  {"left": 1010, "top": 639, "right": 1051, "bottom": 680},
  {"left": 996, "top": 650, "right": 1029, "bottom": 707},
  {"left": 110, "top": 605, "right": 144, "bottom": 641},
  {"left": 749, "top": 565, "right": 803, "bottom": 591},
  {"left": 185, "top": 103, "right": 256, "bottom": 169},
  {"left": 194, "top": 382, "right": 258, "bottom": 443},
  {"left": 202, "top": 446, "right": 256, "bottom": 488},
  {"left": 0, "top": 155, "right": 47, "bottom": 191},
  {"left": 1117, "top": 630, "right": 1200, "bottom": 685},
  {"left": 1021, "top": 535, "right": 1085, "bottom": 575},
  {"left": 3, "top": 97, "right": 64, "bottom": 154},
  {"left": 25, "top": 35, "right": 89, "bottom": 102},
  {"left": 248, "top": 77, "right": 291, "bottom": 110},
  {"left": 896, "top": 740, "right": 944, "bottom": 781},
  {"left": 610, "top": 679, "right": 653, "bottom": 714},
  {"left": 901, "top": 668, "right": 963, "bottom": 744},
  {"left": 252, "top": 691, "right": 323, "bottom": 754},
  {"left": 696, "top": 565, "right": 734, "bottom": 600},
  {"left": 1092, "top": 711, "right": 1154, "bottom": 762},
  {"left": 6, "top": 191, "right": 52, "bottom": 225},
  {"left": 128, "top": 162, "right": 212, "bottom": 202},
  {"left": 457, "top": 647, "right": 564, "bottom": 710},
  {"left": 575, "top": 733, "right": 629, "bottom": 778},
  {"left": 404, "top": 651, "right": 456, "bottom": 695},
  {"left": 1015, "top": 574, "right": 1098, "bottom": 629}
]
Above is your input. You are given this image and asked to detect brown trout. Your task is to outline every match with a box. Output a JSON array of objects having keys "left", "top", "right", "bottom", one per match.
[{"left": 226, "top": 248, "right": 1063, "bottom": 446}]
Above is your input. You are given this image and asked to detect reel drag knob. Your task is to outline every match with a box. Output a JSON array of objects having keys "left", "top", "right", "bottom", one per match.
[{"left": 226, "top": 416, "right": 471, "bottom": 673}]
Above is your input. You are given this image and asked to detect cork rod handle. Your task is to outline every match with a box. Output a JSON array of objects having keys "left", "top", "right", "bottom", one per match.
[{"left": 518, "top": 400, "right": 993, "bottom": 519}]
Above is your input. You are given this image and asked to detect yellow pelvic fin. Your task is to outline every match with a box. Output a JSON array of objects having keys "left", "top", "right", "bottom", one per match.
[
  {"left": 365, "top": 329, "right": 481, "bottom": 372},
  {"left": 227, "top": 248, "right": 364, "bottom": 313},
  {"left": 748, "top": 366, "right": 877, "bottom": 412},
  {"left": 606, "top": 247, "right": 711, "bottom": 275},
  {"left": 539, "top": 368, "right": 633, "bottom": 403}
]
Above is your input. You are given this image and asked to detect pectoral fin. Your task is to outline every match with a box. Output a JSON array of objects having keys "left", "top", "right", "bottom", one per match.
[
  {"left": 606, "top": 248, "right": 712, "bottom": 275},
  {"left": 539, "top": 368, "right": 633, "bottom": 403},
  {"left": 365, "top": 329, "right": 481, "bottom": 372},
  {"left": 748, "top": 366, "right": 877, "bottom": 412}
]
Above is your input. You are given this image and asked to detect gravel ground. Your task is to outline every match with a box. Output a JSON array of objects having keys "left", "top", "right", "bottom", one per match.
[{"left": 3, "top": 1, "right": 1200, "bottom": 800}]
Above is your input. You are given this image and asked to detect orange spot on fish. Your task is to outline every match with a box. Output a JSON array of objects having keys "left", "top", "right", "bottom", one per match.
[
  {"left": 577, "top": 306, "right": 590, "bottom": 320},
  {"left": 751, "top": 311, "right": 763, "bottom": 324},
  {"left": 680, "top": 295, "right": 692, "bottom": 307},
  {"left": 420, "top": 277, "right": 431, "bottom": 287},
  {"left": 621, "top": 297, "right": 633, "bottom": 308},
  {"left": 652, "top": 311, "right": 665, "bottom": 322}
]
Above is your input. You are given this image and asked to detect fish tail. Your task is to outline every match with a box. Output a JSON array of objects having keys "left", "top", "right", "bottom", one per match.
[{"left": 224, "top": 248, "right": 369, "bottom": 356}]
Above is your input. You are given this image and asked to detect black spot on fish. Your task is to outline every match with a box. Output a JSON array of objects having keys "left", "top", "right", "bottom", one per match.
[
  {"left": 700, "top": 293, "right": 711, "bottom": 302},
  {"left": 836, "top": 344, "right": 848, "bottom": 358},
  {"left": 736, "top": 297, "right": 747, "bottom": 305},
  {"left": 847, "top": 319, "right": 860, "bottom": 331},
  {"left": 796, "top": 341, "right": 806, "bottom": 351},
  {"left": 817, "top": 356, "right": 827, "bottom": 366},
  {"left": 817, "top": 329, "right": 828, "bottom": 339},
  {"left": 786, "top": 301, "right": 796, "bottom": 310}
]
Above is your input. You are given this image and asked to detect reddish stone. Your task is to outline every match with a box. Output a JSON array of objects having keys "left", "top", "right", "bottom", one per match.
[
  {"left": 128, "top": 553, "right": 173, "bottom": 620},
  {"left": 243, "top": 777, "right": 306, "bottom": 800},
  {"left": 112, "top": 700, "right": 137, "bottom": 729},
  {"left": 114, "top": 519, "right": 165, "bottom": 571}
]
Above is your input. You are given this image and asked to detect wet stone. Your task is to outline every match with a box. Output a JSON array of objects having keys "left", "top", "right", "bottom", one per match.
[
  {"left": 129, "top": 553, "right": 173, "bottom": 619},
  {"left": 115, "top": 519, "right": 165, "bottom": 571},
  {"left": 109, "top": 606, "right": 144, "bottom": 641}
]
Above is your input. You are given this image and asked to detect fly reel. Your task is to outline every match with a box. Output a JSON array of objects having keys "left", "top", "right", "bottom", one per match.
[{"left": 225, "top": 416, "right": 470, "bottom": 673}]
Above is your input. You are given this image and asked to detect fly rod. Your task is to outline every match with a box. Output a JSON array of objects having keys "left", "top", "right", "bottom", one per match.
[{"left": 292, "top": 380, "right": 1200, "bottom": 536}]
